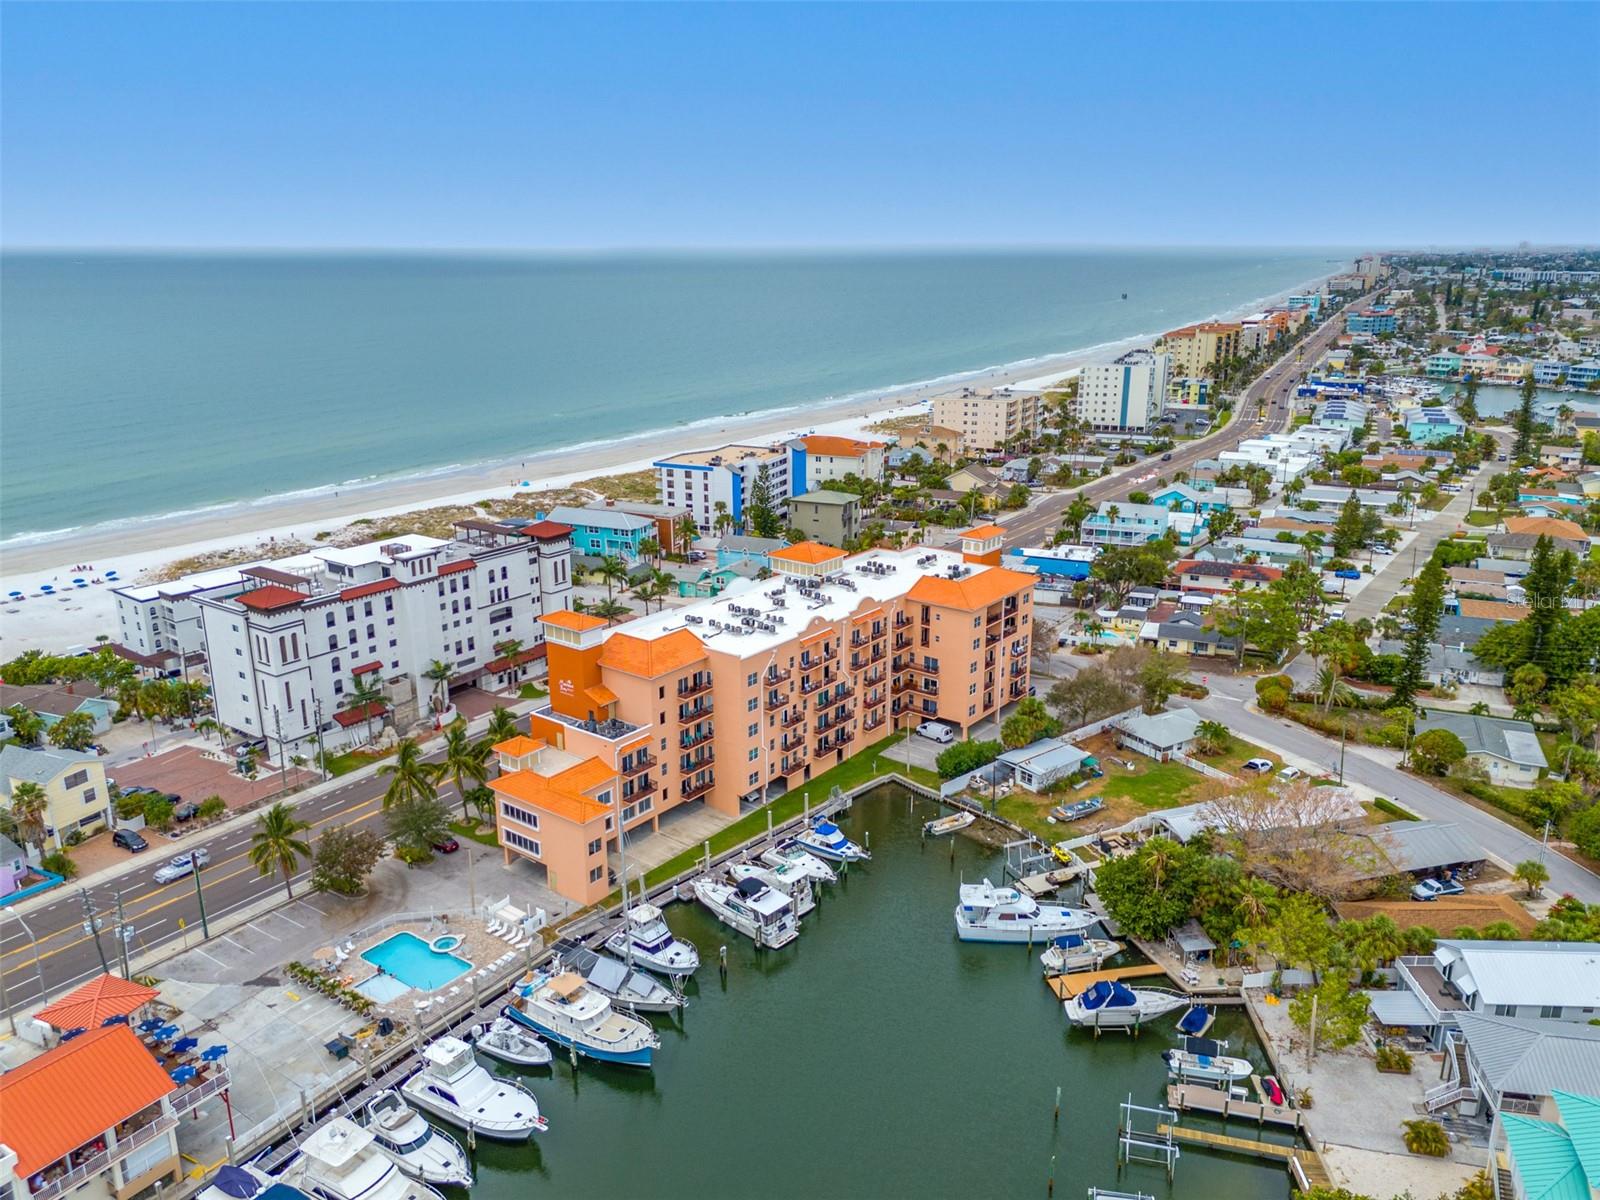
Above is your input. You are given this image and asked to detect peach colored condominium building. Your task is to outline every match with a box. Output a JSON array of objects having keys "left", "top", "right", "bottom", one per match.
[
  {"left": 1159, "top": 321, "right": 1243, "bottom": 377},
  {"left": 489, "top": 531, "right": 1036, "bottom": 905}
]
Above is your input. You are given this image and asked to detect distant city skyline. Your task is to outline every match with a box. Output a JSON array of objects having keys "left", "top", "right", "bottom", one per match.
[{"left": 3, "top": 2, "right": 1597, "bottom": 249}]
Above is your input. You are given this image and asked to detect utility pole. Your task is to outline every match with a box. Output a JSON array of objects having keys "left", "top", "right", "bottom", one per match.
[
  {"left": 114, "top": 889, "right": 132, "bottom": 978},
  {"left": 312, "top": 697, "right": 329, "bottom": 782},
  {"left": 272, "top": 707, "right": 288, "bottom": 794},
  {"left": 192, "top": 855, "right": 211, "bottom": 940},
  {"left": 1540, "top": 819, "right": 1551, "bottom": 866},
  {"left": 80, "top": 889, "right": 111, "bottom": 976},
  {"left": 1338, "top": 718, "right": 1348, "bottom": 785}
]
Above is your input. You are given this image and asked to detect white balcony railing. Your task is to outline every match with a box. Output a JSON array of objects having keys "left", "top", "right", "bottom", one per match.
[{"left": 28, "top": 1115, "right": 177, "bottom": 1200}]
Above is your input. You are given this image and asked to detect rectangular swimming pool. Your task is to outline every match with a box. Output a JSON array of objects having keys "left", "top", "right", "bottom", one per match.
[{"left": 359, "top": 930, "right": 472, "bottom": 992}]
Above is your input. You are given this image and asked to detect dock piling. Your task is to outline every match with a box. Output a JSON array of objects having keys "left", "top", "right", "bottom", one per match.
[
  {"left": 1054, "top": 1085, "right": 1061, "bottom": 1126},
  {"left": 1047, "top": 1153, "right": 1054, "bottom": 1197}
]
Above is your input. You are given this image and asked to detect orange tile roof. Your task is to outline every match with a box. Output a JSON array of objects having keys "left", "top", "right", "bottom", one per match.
[
  {"left": 1457, "top": 599, "right": 1531, "bottom": 621},
  {"left": 491, "top": 764, "right": 613, "bottom": 826},
  {"left": 553, "top": 758, "right": 617, "bottom": 794},
  {"left": 798, "top": 434, "right": 884, "bottom": 456},
  {"left": 1502, "top": 515, "right": 1587, "bottom": 541},
  {"left": 959, "top": 524, "right": 1008, "bottom": 541},
  {"left": 34, "top": 974, "right": 158, "bottom": 1031},
  {"left": 599, "top": 627, "right": 707, "bottom": 678},
  {"left": 542, "top": 609, "right": 609, "bottom": 632},
  {"left": 770, "top": 540, "right": 846, "bottom": 565},
  {"left": 492, "top": 735, "right": 543, "bottom": 758},
  {"left": 585, "top": 684, "right": 619, "bottom": 707},
  {"left": 235, "top": 584, "right": 306, "bottom": 611},
  {"left": 0, "top": 1024, "right": 176, "bottom": 1175},
  {"left": 906, "top": 565, "right": 1033, "bottom": 610}
]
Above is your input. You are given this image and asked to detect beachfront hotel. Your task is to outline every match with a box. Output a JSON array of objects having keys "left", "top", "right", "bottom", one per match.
[
  {"left": 192, "top": 521, "right": 575, "bottom": 761},
  {"left": 490, "top": 530, "right": 1036, "bottom": 904},
  {"left": 1157, "top": 321, "right": 1243, "bottom": 378},
  {"left": 653, "top": 443, "right": 795, "bottom": 534},
  {"left": 1076, "top": 349, "right": 1171, "bottom": 433},
  {"left": 928, "top": 387, "right": 1042, "bottom": 452}
]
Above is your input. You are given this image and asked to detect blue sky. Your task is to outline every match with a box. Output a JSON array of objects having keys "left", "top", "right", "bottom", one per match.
[{"left": 3, "top": 2, "right": 1596, "bottom": 249}]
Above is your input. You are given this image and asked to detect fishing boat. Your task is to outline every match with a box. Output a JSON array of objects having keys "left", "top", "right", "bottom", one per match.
[
  {"left": 794, "top": 816, "right": 870, "bottom": 863},
  {"left": 504, "top": 973, "right": 660, "bottom": 1067},
  {"left": 1049, "top": 797, "right": 1103, "bottom": 823},
  {"left": 1176, "top": 1004, "right": 1215, "bottom": 1038},
  {"left": 1163, "top": 1046, "right": 1253, "bottom": 1084},
  {"left": 602, "top": 903, "right": 700, "bottom": 978},
  {"left": 1063, "top": 980, "right": 1189, "bottom": 1028},
  {"left": 691, "top": 875, "right": 800, "bottom": 949},
  {"left": 953, "top": 879, "right": 1096, "bottom": 943},
  {"left": 278, "top": 1117, "right": 446, "bottom": 1200},
  {"left": 362, "top": 1090, "right": 473, "bottom": 1188},
  {"left": 399, "top": 1037, "right": 548, "bottom": 1139},
  {"left": 728, "top": 861, "right": 815, "bottom": 916},
  {"left": 1037, "top": 932, "right": 1123, "bottom": 975},
  {"left": 553, "top": 938, "right": 686, "bottom": 1014},
  {"left": 467, "top": 1016, "right": 553, "bottom": 1067},
  {"left": 759, "top": 840, "right": 837, "bottom": 885},
  {"left": 923, "top": 811, "right": 976, "bottom": 837}
]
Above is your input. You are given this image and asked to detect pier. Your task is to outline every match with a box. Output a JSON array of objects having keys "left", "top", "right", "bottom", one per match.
[
  {"left": 1163, "top": 1082, "right": 1305, "bottom": 1130},
  {"left": 1154, "top": 1123, "right": 1332, "bottom": 1191},
  {"left": 1045, "top": 963, "right": 1168, "bottom": 999}
]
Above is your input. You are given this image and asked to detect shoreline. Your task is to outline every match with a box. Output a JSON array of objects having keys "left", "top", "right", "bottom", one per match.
[{"left": 0, "top": 269, "right": 1332, "bottom": 656}]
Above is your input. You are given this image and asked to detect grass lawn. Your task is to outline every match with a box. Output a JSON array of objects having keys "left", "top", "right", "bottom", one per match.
[
  {"left": 1464, "top": 510, "right": 1500, "bottom": 527},
  {"left": 323, "top": 747, "right": 396, "bottom": 776},
  {"left": 519, "top": 683, "right": 548, "bottom": 700},
  {"left": 447, "top": 819, "right": 499, "bottom": 848},
  {"left": 633, "top": 732, "right": 936, "bottom": 892}
]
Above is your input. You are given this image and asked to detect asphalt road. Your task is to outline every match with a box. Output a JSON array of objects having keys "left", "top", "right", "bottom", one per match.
[
  {"left": 0, "top": 746, "right": 462, "bottom": 1021},
  {"left": 999, "top": 292, "right": 1372, "bottom": 550}
]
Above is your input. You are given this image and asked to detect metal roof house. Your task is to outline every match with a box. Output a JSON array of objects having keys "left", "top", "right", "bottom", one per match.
[
  {"left": 1395, "top": 941, "right": 1600, "bottom": 1049},
  {"left": 1500, "top": 1092, "right": 1600, "bottom": 1200},
  {"left": 1423, "top": 1012, "right": 1600, "bottom": 1130},
  {"left": 996, "top": 739, "right": 1093, "bottom": 791},
  {"left": 1414, "top": 711, "right": 1549, "bottom": 789},
  {"left": 1114, "top": 707, "right": 1201, "bottom": 763},
  {"left": 1350, "top": 820, "right": 1485, "bottom": 882}
]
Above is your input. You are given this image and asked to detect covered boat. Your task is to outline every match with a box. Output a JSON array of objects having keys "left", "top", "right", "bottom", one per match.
[
  {"left": 728, "top": 862, "right": 815, "bottom": 917},
  {"left": 760, "top": 840, "right": 837, "bottom": 885},
  {"left": 468, "top": 1016, "right": 553, "bottom": 1067},
  {"left": 794, "top": 816, "right": 870, "bottom": 863},
  {"left": 553, "top": 939, "right": 686, "bottom": 1014},
  {"left": 278, "top": 1117, "right": 446, "bottom": 1200},
  {"left": 1162, "top": 1046, "right": 1253, "bottom": 1083},
  {"left": 1063, "top": 980, "right": 1188, "bottom": 1028},
  {"left": 1037, "top": 932, "right": 1123, "bottom": 975}
]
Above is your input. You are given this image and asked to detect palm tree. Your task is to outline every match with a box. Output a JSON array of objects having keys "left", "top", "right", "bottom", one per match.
[
  {"left": 344, "top": 673, "right": 386, "bottom": 745},
  {"left": 638, "top": 535, "right": 661, "bottom": 565},
  {"left": 422, "top": 659, "right": 452, "bottom": 717},
  {"left": 588, "top": 598, "right": 633, "bottom": 625},
  {"left": 712, "top": 501, "right": 734, "bottom": 538},
  {"left": 597, "top": 555, "right": 629, "bottom": 601},
  {"left": 484, "top": 706, "right": 520, "bottom": 747},
  {"left": 674, "top": 514, "right": 700, "bottom": 555},
  {"left": 630, "top": 574, "right": 668, "bottom": 614},
  {"left": 249, "top": 802, "right": 312, "bottom": 899},
  {"left": 435, "top": 719, "right": 489, "bottom": 822},
  {"left": 1194, "top": 720, "right": 1232, "bottom": 756},
  {"left": 379, "top": 739, "right": 437, "bottom": 810},
  {"left": 9, "top": 781, "right": 49, "bottom": 853}
]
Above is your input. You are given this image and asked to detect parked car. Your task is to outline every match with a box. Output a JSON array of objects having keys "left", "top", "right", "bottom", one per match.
[
  {"left": 1276, "top": 766, "right": 1304, "bottom": 781},
  {"left": 1333, "top": 569, "right": 1361, "bottom": 580},
  {"left": 173, "top": 801, "right": 200, "bottom": 821},
  {"left": 916, "top": 721, "right": 955, "bottom": 744},
  {"left": 1241, "top": 758, "right": 1274, "bottom": 773},
  {"left": 1411, "top": 876, "right": 1466, "bottom": 902},
  {"left": 1161, "top": 453, "right": 1173, "bottom": 461},
  {"left": 431, "top": 837, "right": 460, "bottom": 854},
  {"left": 153, "top": 849, "right": 210, "bottom": 883},
  {"left": 113, "top": 828, "right": 150, "bottom": 853}
]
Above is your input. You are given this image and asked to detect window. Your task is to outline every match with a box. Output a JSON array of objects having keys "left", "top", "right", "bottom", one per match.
[
  {"left": 748, "top": 748, "right": 759, "bottom": 761},
  {"left": 63, "top": 769, "right": 89, "bottom": 789},
  {"left": 588, "top": 866, "right": 604, "bottom": 884},
  {"left": 501, "top": 803, "right": 540, "bottom": 829},
  {"left": 80, "top": 788, "right": 97, "bottom": 805},
  {"left": 326, "top": 612, "right": 336, "bottom": 628},
  {"left": 502, "top": 828, "right": 540, "bottom": 856},
  {"left": 747, "top": 722, "right": 758, "bottom": 737},
  {"left": 747, "top": 672, "right": 757, "bottom": 687},
  {"left": 587, "top": 838, "right": 603, "bottom": 856},
  {"left": 747, "top": 697, "right": 758, "bottom": 712},
  {"left": 1539, "top": 1005, "right": 1563, "bottom": 1019},
  {"left": 1493, "top": 1004, "right": 1516, "bottom": 1017}
]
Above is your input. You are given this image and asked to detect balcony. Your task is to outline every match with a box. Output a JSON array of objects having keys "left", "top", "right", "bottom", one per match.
[
  {"left": 677, "top": 675, "right": 712, "bottom": 699},
  {"left": 864, "top": 666, "right": 886, "bottom": 686},
  {"left": 894, "top": 634, "right": 913, "bottom": 651},
  {"left": 863, "top": 714, "right": 886, "bottom": 733},
  {"left": 850, "top": 655, "right": 869, "bottom": 671},
  {"left": 780, "top": 708, "right": 805, "bottom": 729},
  {"left": 1396, "top": 957, "right": 1469, "bottom": 1021},
  {"left": 912, "top": 660, "right": 939, "bottom": 675},
  {"left": 623, "top": 775, "right": 657, "bottom": 798},
  {"left": 1010, "top": 661, "right": 1027, "bottom": 678},
  {"left": 764, "top": 667, "right": 791, "bottom": 685},
  {"left": 680, "top": 775, "right": 715, "bottom": 800},
  {"left": 620, "top": 749, "right": 657, "bottom": 775},
  {"left": 985, "top": 631, "right": 1001, "bottom": 646},
  {"left": 764, "top": 690, "right": 789, "bottom": 711},
  {"left": 892, "top": 677, "right": 914, "bottom": 694},
  {"left": 920, "top": 681, "right": 939, "bottom": 695},
  {"left": 1007, "top": 681, "right": 1028, "bottom": 699},
  {"left": 680, "top": 725, "right": 713, "bottom": 749},
  {"left": 780, "top": 753, "right": 807, "bottom": 774},
  {"left": 894, "top": 613, "right": 914, "bottom": 628},
  {"left": 29, "top": 1113, "right": 179, "bottom": 1200},
  {"left": 678, "top": 699, "right": 714, "bottom": 722}
]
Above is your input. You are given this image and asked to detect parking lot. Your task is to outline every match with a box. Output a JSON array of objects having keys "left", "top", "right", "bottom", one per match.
[{"left": 110, "top": 744, "right": 318, "bottom": 811}]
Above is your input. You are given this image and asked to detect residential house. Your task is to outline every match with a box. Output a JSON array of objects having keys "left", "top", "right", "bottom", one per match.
[
  {"left": 789, "top": 435, "right": 887, "bottom": 489},
  {"left": 1413, "top": 711, "right": 1547, "bottom": 788},
  {"left": 1376, "top": 639, "right": 1506, "bottom": 688},
  {"left": 1149, "top": 483, "right": 1230, "bottom": 514},
  {"left": 494, "top": 542, "right": 1036, "bottom": 904},
  {"left": 0, "top": 1023, "right": 205, "bottom": 1200},
  {"left": 0, "top": 832, "right": 27, "bottom": 898},
  {"left": 1435, "top": 614, "right": 1507, "bottom": 651},
  {"left": 787, "top": 490, "right": 862, "bottom": 548},
  {"left": 546, "top": 505, "right": 657, "bottom": 560},
  {"left": 716, "top": 535, "right": 788, "bottom": 570},
  {"left": 946, "top": 464, "right": 1003, "bottom": 495},
  {"left": 1083, "top": 502, "right": 1207, "bottom": 548},
  {"left": 654, "top": 442, "right": 794, "bottom": 533},
  {"left": 1498, "top": 1090, "right": 1600, "bottom": 1200},
  {"left": 1114, "top": 707, "right": 1202, "bottom": 762},
  {"left": 997, "top": 738, "right": 1093, "bottom": 791},
  {"left": 1489, "top": 516, "right": 1591, "bottom": 561},
  {"left": 1363, "top": 449, "right": 1454, "bottom": 473},
  {"left": 0, "top": 685, "right": 118, "bottom": 738},
  {"left": 1171, "top": 559, "right": 1283, "bottom": 593},
  {"left": 1393, "top": 941, "right": 1600, "bottom": 1052},
  {"left": 1138, "top": 608, "right": 1236, "bottom": 658},
  {"left": 1426, "top": 352, "right": 1463, "bottom": 378},
  {"left": 1453, "top": 599, "right": 1531, "bottom": 622},
  {"left": 1348, "top": 820, "right": 1486, "bottom": 884},
  {"left": 1540, "top": 446, "right": 1586, "bottom": 471},
  {"left": 0, "top": 745, "right": 110, "bottom": 849},
  {"left": 1406, "top": 407, "right": 1467, "bottom": 444},
  {"left": 929, "top": 387, "right": 1041, "bottom": 452},
  {"left": 581, "top": 501, "right": 695, "bottom": 557},
  {"left": 1298, "top": 484, "right": 1410, "bottom": 514}
]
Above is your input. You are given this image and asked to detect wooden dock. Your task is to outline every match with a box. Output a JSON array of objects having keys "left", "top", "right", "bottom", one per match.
[
  {"left": 1164, "top": 1083, "right": 1304, "bottom": 1130},
  {"left": 1155, "top": 1123, "right": 1330, "bottom": 1190},
  {"left": 1045, "top": 963, "right": 1168, "bottom": 999},
  {"left": 1017, "top": 863, "right": 1086, "bottom": 897}
]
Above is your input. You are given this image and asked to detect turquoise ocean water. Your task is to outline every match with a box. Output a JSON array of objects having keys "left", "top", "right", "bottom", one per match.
[{"left": 0, "top": 249, "right": 1336, "bottom": 543}]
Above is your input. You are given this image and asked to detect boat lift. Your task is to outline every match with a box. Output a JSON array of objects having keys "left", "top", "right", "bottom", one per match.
[
  {"left": 1002, "top": 838, "right": 1053, "bottom": 885},
  {"left": 1116, "top": 1095, "right": 1179, "bottom": 1182}
]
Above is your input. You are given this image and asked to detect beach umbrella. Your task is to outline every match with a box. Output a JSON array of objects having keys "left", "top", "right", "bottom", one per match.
[
  {"left": 58, "top": 1027, "right": 88, "bottom": 1042},
  {"left": 8, "top": 591, "right": 21, "bottom": 598},
  {"left": 101, "top": 1014, "right": 129, "bottom": 1026},
  {"left": 172, "top": 1036, "right": 200, "bottom": 1054},
  {"left": 311, "top": 945, "right": 336, "bottom": 965},
  {"left": 153, "top": 1024, "right": 181, "bottom": 1041},
  {"left": 169, "top": 1065, "right": 198, "bottom": 1084},
  {"left": 137, "top": 1018, "right": 165, "bottom": 1033},
  {"left": 200, "top": 1044, "right": 230, "bottom": 1062},
  {"left": 72, "top": 577, "right": 85, "bottom": 584}
]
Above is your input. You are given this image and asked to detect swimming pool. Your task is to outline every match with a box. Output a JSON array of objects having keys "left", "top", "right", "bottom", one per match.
[{"left": 359, "top": 931, "right": 472, "bottom": 992}]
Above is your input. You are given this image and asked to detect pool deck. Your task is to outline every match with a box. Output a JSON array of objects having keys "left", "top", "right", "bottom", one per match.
[{"left": 338, "top": 919, "right": 511, "bottom": 1006}]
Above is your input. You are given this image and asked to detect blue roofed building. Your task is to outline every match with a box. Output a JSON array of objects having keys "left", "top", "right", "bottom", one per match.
[
  {"left": 1407, "top": 407, "right": 1467, "bottom": 444},
  {"left": 1346, "top": 307, "right": 1398, "bottom": 335},
  {"left": 544, "top": 505, "right": 657, "bottom": 561}
]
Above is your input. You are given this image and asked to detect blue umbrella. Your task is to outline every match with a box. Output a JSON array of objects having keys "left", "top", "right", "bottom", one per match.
[
  {"left": 170, "top": 1065, "right": 197, "bottom": 1084},
  {"left": 172, "top": 1036, "right": 200, "bottom": 1054},
  {"left": 7, "top": 591, "right": 21, "bottom": 598},
  {"left": 72, "top": 578, "right": 85, "bottom": 584},
  {"left": 137, "top": 1018, "right": 165, "bottom": 1033},
  {"left": 153, "top": 1024, "right": 181, "bottom": 1041},
  {"left": 101, "top": 1014, "right": 129, "bottom": 1027},
  {"left": 58, "top": 1027, "right": 88, "bottom": 1042},
  {"left": 200, "top": 1045, "right": 230, "bottom": 1062}
]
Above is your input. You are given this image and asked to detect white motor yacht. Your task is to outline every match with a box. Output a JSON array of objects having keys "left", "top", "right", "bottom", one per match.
[
  {"left": 505, "top": 972, "right": 660, "bottom": 1067},
  {"left": 794, "top": 816, "right": 870, "bottom": 863},
  {"left": 399, "top": 1037, "right": 548, "bottom": 1139},
  {"left": 729, "top": 862, "right": 815, "bottom": 917},
  {"left": 468, "top": 1016, "right": 553, "bottom": 1067},
  {"left": 1038, "top": 932, "right": 1123, "bottom": 975},
  {"left": 553, "top": 938, "right": 686, "bottom": 1014},
  {"left": 1063, "top": 980, "right": 1189, "bottom": 1028},
  {"left": 692, "top": 874, "right": 800, "bottom": 949},
  {"left": 278, "top": 1117, "right": 446, "bottom": 1200},
  {"left": 760, "top": 840, "right": 837, "bottom": 886},
  {"left": 362, "top": 1090, "right": 473, "bottom": 1188},
  {"left": 602, "top": 903, "right": 700, "bottom": 978},
  {"left": 953, "top": 879, "right": 1096, "bottom": 943}
]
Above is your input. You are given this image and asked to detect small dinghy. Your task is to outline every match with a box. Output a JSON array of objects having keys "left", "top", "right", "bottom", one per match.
[
  {"left": 1038, "top": 932, "right": 1123, "bottom": 975},
  {"left": 1261, "top": 1075, "right": 1287, "bottom": 1107},
  {"left": 1176, "top": 1004, "right": 1215, "bottom": 1037},
  {"left": 923, "top": 811, "right": 976, "bottom": 837},
  {"left": 1049, "top": 796, "right": 1103, "bottom": 823},
  {"left": 469, "top": 1016, "right": 553, "bottom": 1067}
]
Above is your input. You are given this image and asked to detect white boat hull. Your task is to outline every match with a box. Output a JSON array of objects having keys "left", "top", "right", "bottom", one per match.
[
  {"left": 1163, "top": 1049, "right": 1254, "bottom": 1083},
  {"left": 691, "top": 879, "right": 798, "bottom": 949},
  {"left": 759, "top": 843, "right": 837, "bottom": 885},
  {"left": 924, "top": 812, "right": 975, "bottom": 837},
  {"left": 470, "top": 1019, "right": 553, "bottom": 1067},
  {"left": 955, "top": 909, "right": 1096, "bottom": 943},
  {"left": 1039, "top": 938, "right": 1122, "bottom": 974},
  {"left": 602, "top": 928, "right": 699, "bottom": 978},
  {"left": 1064, "top": 990, "right": 1188, "bottom": 1027}
]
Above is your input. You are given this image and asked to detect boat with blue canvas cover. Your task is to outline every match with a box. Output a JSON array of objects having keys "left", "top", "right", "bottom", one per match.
[
  {"left": 954, "top": 879, "right": 1096, "bottom": 943},
  {"left": 1175, "top": 1004, "right": 1215, "bottom": 1037},
  {"left": 795, "top": 816, "right": 870, "bottom": 863},
  {"left": 1063, "top": 980, "right": 1187, "bottom": 1027},
  {"left": 1038, "top": 932, "right": 1123, "bottom": 975},
  {"left": 504, "top": 972, "right": 659, "bottom": 1067}
]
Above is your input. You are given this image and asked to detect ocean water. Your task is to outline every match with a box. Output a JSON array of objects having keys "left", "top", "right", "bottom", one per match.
[{"left": 0, "top": 249, "right": 1336, "bottom": 543}]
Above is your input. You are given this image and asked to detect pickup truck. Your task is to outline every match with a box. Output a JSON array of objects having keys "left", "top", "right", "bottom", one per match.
[{"left": 1411, "top": 877, "right": 1466, "bottom": 902}]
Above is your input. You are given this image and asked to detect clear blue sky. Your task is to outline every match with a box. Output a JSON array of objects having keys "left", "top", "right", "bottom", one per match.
[{"left": 3, "top": 2, "right": 1596, "bottom": 249}]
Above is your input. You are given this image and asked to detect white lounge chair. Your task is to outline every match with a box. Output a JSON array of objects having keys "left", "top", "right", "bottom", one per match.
[
  {"left": 333, "top": 949, "right": 348, "bottom": 965},
  {"left": 486, "top": 920, "right": 503, "bottom": 935},
  {"left": 415, "top": 999, "right": 432, "bottom": 1011},
  {"left": 340, "top": 939, "right": 355, "bottom": 954}
]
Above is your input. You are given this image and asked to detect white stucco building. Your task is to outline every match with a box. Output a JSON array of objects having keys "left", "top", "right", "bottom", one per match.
[
  {"left": 1077, "top": 349, "right": 1171, "bottom": 433},
  {"left": 653, "top": 443, "right": 794, "bottom": 533}
]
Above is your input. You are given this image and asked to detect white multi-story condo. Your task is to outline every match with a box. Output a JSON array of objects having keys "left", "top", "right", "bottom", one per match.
[
  {"left": 195, "top": 520, "right": 574, "bottom": 760},
  {"left": 1076, "top": 350, "right": 1170, "bottom": 433},
  {"left": 653, "top": 443, "right": 793, "bottom": 533},
  {"left": 929, "top": 387, "right": 1041, "bottom": 452},
  {"left": 113, "top": 563, "right": 272, "bottom": 669}
]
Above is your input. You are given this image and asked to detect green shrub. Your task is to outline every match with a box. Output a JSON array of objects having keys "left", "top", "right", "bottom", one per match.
[
  {"left": 39, "top": 850, "right": 78, "bottom": 879},
  {"left": 197, "top": 795, "right": 227, "bottom": 821},
  {"left": 1376, "top": 1044, "right": 1413, "bottom": 1073},
  {"left": 1372, "top": 797, "right": 1418, "bottom": 821},
  {"left": 1258, "top": 685, "right": 1290, "bottom": 713},
  {"left": 1402, "top": 1118, "right": 1450, "bottom": 1156}
]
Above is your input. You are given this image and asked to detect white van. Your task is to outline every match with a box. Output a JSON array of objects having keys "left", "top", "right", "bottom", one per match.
[{"left": 916, "top": 721, "right": 955, "bottom": 744}]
